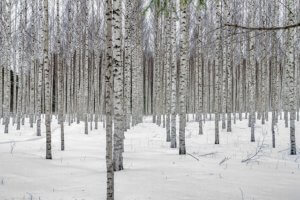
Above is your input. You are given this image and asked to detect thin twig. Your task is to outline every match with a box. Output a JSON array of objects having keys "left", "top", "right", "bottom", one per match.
[
  {"left": 242, "top": 138, "right": 266, "bottom": 163},
  {"left": 198, "top": 152, "right": 218, "bottom": 157},
  {"left": 187, "top": 153, "right": 200, "bottom": 161},
  {"left": 219, "top": 156, "right": 230, "bottom": 165}
]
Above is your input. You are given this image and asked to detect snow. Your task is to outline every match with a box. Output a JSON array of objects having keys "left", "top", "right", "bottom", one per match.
[{"left": 0, "top": 114, "right": 300, "bottom": 200}]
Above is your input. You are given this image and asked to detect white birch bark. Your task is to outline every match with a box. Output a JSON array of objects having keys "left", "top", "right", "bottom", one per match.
[
  {"left": 42, "top": 0, "right": 52, "bottom": 159},
  {"left": 215, "top": 0, "right": 222, "bottom": 144},
  {"left": 84, "top": 0, "right": 89, "bottom": 135},
  {"left": 250, "top": 3, "right": 256, "bottom": 143},
  {"left": 124, "top": 0, "right": 132, "bottom": 130},
  {"left": 112, "top": 0, "right": 124, "bottom": 171},
  {"left": 3, "top": 0, "right": 12, "bottom": 134},
  {"left": 165, "top": 11, "right": 171, "bottom": 141},
  {"left": 178, "top": 1, "right": 188, "bottom": 155},
  {"left": 286, "top": 0, "right": 297, "bottom": 155},
  {"left": 170, "top": 1, "right": 177, "bottom": 149}
]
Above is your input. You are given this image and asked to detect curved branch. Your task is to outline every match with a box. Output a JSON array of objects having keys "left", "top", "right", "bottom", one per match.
[{"left": 224, "top": 22, "right": 300, "bottom": 31}]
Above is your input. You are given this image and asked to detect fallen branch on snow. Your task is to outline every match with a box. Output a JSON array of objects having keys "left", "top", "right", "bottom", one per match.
[
  {"left": 198, "top": 152, "right": 218, "bottom": 157},
  {"left": 241, "top": 137, "right": 266, "bottom": 164},
  {"left": 186, "top": 152, "right": 218, "bottom": 161},
  {"left": 186, "top": 153, "right": 200, "bottom": 161},
  {"left": 278, "top": 148, "right": 289, "bottom": 153},
  {"left": 219, "top": 156, "right": 230, "bottom": 165}
]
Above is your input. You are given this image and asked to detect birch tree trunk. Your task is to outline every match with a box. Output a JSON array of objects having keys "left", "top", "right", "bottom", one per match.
[
  {"left": 112, "top": 0, "right": 124, "bottom": 171},
  {"left": 248, "top": 1, "right": 256, "bottom": 142},
  {"left": 197, "top": 14, "right": 203, "bottom": 135},
  {"left": 286, "top": 0, "right": 297, "bottom": 155},
  {"left": 214, "top": 0, "right": 222, "bottom": 144},
  {"left": 36, "top": 57, "right": 43, "bottom": 136},
  {"left": 170, "top": 1, "right": 177, "bottom": 149},
  {"left": 35, "top": 0, "right": 43, "bottom": 135},
  {"left": 124, "top": 0, "right": 132, "bottom": 130},
  {"left": 17, "top": 5, "right": 24, "bottom": 131},
  {"left": 84, "top": 0, "right": 89, "bottom": 135},
  {"left": 178, "top": 1, "right": 188, "bottom": 155},
  {"left": 3, "top": 0, "right": 12, "bottom": 134},
  {"left": 225, "top": 3, "right": 232, "bottom": 132},
  {"left": 165, "top": 11, "right": 171, "bottom": 142},
  {"left": 42, "top": 0, "right": 52, "bottom": 159},
  {"left": 105, "top": 0, "right": 114, "bottom": 198}
]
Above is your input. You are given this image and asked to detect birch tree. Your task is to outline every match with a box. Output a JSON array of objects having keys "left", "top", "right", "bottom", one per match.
[
  {"left": 112, "top": 0, "right": 124, "bottom": 171},
  {"left": 170, "top": 1, "right": 177, "bottom": 149},
  {"left": 42, "top": 0, "right": 52, "bottom": 159},
  {"left": 105, "top": 0, "right": 114, "bottom": 198},
  {"left": 178, "top": 0, "right": 188, "bottom": 155},
  {"left": 286, "top": 0, "right": 297, "bottom": 155}
]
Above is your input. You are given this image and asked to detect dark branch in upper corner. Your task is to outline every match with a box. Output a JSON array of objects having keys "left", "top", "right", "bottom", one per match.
[{"left": 224, "top": 22, "right": 300, "bottom": 31}]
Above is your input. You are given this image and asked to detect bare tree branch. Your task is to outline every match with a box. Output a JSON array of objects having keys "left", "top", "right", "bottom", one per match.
[{"left": 224, "top": 22, "right": 300, "bottom": 31}]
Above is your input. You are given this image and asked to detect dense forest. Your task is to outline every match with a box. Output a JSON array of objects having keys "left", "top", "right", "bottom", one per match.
[{"left": 0, "top": 0, "right": 299, "bottom": 199}]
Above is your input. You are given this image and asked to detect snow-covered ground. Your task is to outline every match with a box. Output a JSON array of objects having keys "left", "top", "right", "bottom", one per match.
[{"left": 0, "top": 115, "right": 300, "bottom": 200}]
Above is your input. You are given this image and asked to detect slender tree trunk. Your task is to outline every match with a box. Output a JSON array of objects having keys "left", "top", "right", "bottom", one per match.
[
  {"left": 286, "top": 0, "right": 297, "bottom": 155},
  {"left": 214, "top": 0, "right": 222, "bottom": 144},
  {"left": 3, "top": 0, "right": 12, "bottom": 134},
  {"left": 84, "top": 0, "right": 89, "bottom": 135},
  {"left": 178, "top": 2, "right": 188, "bottom": 155},
  {"left": 43, "top": 0, "right": 52, "bottom": 159},
  {"left": 105, "top": 0, "right": 114, "bottom": 198},
  {"left": 170, "top": 1, "right": 177, "bottom": 149},
  {"left": 112, "top": 0, "right": 124, "bottom": 171}
]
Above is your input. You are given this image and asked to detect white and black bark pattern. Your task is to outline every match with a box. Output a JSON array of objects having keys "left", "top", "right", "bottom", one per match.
[
  {"left": 42, "top": 0, "right": 52, "bottom": 160},
  {"left": 56, "top": 0, "right": 64, "bottom": 150},
  {"left": 3, "top": 0, "right": 12, "bottom": 134},
  {"left": 36, "top": 59, "right": 43, "bottom": 136},
  {"left": 112, "top": 0, "right": 124, "bottom": 171},
  {"left": 203, "top": 57, "right": 209, "bottom": 123},
  {"left": 124, "top": 0, "right": 132, "bottom": 130},
  {"left": 178, "top": 1, "right": 188, "bottom": 155},
  {"left": 261, "top": 58, "right": 267, "bottom": 125},
  {"left": 248, "top": 1, "right": 256, "bottom": 142},
  {"left": 221, "top": 39, "right": 227, "bottom": 130},
  {"left": 131, "top": 32, "right": 137, "bottom": 126},
  {"left": 35, "top": 0, "right": 43, "bottom": 136},
  {"left": 260, "top": 3, "right": 268, "bottom": 125},
  {"left": 105, "top": 0, "right": 114, "bottom": 198},
  {"left": 270, "top": 0, "right": 279, "bottom": 148},
  {"left": 58, "top": 57, "right": 65, "bottom": 150},
  {"left": 17, "top": 6, "right": 24, "bottom": 130},
  {"left": 286, "top": 0, "right": 297, "bottom": 155},
  {"left": 94, "top": 52, "right": 100, "bottom": 130},
  {"left": 170, "top": 1, "right": 177, "bottom": 149},
  {"left": 153, "top": 3, "right": 164, "bottom": 126},
  {"left": 197, "top": 14, "right": 203, "bottom": 135},
  {"left": 225, "top": 3, "right": 232, "bottom": 132},
  {"left": 29, "top": 1, "right": 36, "bottom": 128},
  {"left": 198, "top": 55, "right": 203, "bottom": 135},
  {"left": 165, "top": 12, "right": 171, "bottom": 142},
  {"left": 238, "top": 56, "right": 244, "bottom": 121},
  {"left": 156, "top": 16, "right": 162, "bottom": 127},
  {"left": 214, "top": 0, "right": 222, "bottom": 144},
  {"left": 84, "top": 0, "right": 89, "bottom": 135}
]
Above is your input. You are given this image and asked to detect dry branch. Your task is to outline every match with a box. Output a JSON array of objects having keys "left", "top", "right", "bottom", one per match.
[
  {"left": 224, "top": 22, "right": 300, "bottom": 31},
  {"left": 219, "top": 156, "right": 230, "bottom": 165},
  {"left": 198, "top": 152, "right": 218, "bottom": 157},
  {"left": 241, "top": 138, "right": 266, "bottom": 163},
  {"left": 187, "top": 153, "right": 200, "bottom": 161}
]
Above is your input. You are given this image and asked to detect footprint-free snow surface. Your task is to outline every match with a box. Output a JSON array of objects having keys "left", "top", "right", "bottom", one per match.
[{"left": 0, "top": 115, "right": 300, "bottom": 200}]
